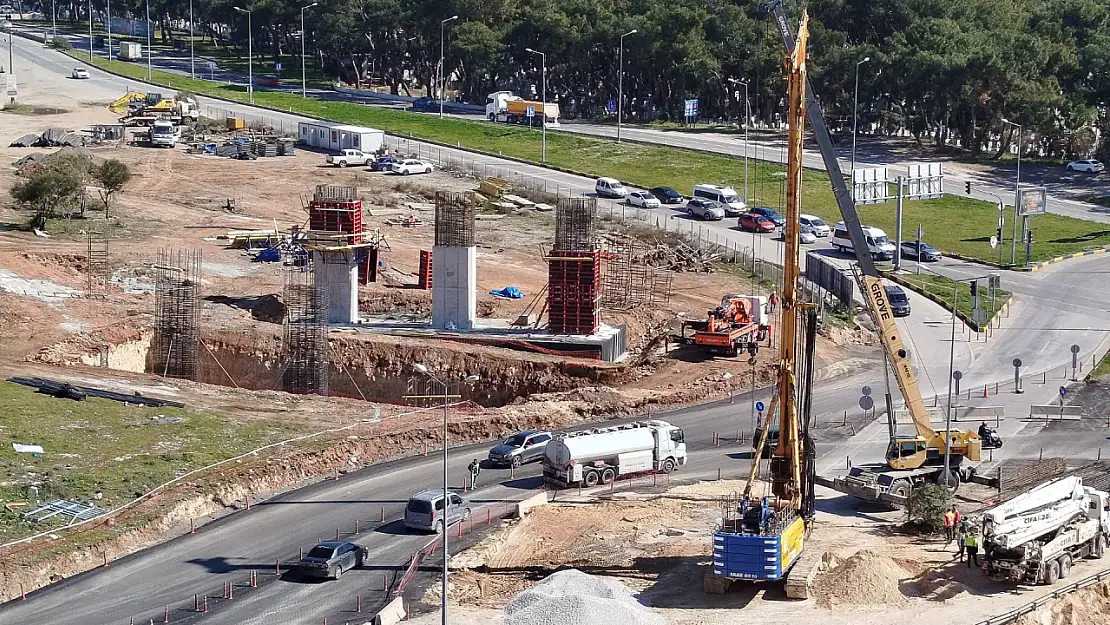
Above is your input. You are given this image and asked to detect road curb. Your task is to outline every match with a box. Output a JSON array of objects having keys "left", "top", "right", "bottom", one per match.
[
  {"left": 883, "top": 271, "right": 1012, "bottom": 333},
  {"left": 1011, "top": 246, "right": 1110, "bottom": 272}
]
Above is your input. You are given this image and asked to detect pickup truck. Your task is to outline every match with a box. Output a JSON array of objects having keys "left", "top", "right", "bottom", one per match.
[{"left": 326, "top": 149, "right": 372, "bottom": 168}]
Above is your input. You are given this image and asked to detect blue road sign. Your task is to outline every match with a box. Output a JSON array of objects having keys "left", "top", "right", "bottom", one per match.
[
  {"left": 525, "top": 105, "right": 535, "bottom": 117},
  {"left": 684, "top": 99, "right": 699, "bottom": 117},
  {"left": 607, "top": 99, "right": 617, "bottom": 114},
  {"left": 755, "top": 401, "right": 765, "bottom": 412},
  {"left": 1059, "top": 386, "right": 1067, "bottom": 397}
]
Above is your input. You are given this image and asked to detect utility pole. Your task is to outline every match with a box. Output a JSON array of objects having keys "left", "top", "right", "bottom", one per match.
[
  {"left": 525, "top": 47, "right": 547, "bottom": 163},
  {"left": 189, "top": 0, "right": 194, "bottom": 79},
  {"left": 1001, "top": 118, "right": 1022, "bottom": 265},
  {"left": 616, "top": 28, "right": 637, "bottom": 143},
  {"left": 300, "top": 2, "right": 317, "bottom": 98},
  {"left": 851, "top": 56, "right": 870, "bottom": 175},
  {"left": 438, "top": 15, "right": 458, "bottom": 118},
  {"left": 894, "top": 176, "right": 904, "bottom": 270},
  {"left": 144, "top": 0, "right": 151, "bottom": 81},
  {"left": 234, "top": 7, "right": 253, "bottom": 104},
  {"left": 106, "top": 0, "right": 111, "bottom": 61},
  {"left": 88, "top": 0, "right": 93, "bottom": 62}
]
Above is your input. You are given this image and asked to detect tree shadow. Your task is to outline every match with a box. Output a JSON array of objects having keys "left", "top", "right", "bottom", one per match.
[{"left": 1048, "top": 230, "right": 1110, "bottom": 244}]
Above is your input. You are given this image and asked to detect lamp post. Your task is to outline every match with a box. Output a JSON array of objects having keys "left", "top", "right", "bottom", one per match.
[
  {"left": 51, "top": 0, "right": 56, "bottom": 43},
  {"left": 1001, "top": 117, "right": 1022, "bottom": 265},
  {"left": 88, "top": 0, "right": 93, "bottom": 62},
  {"left": 439, "top": 15, "right": 458, "bottom": 118},
  {"left": 616, "top": 28, "right": 637, "bottom": 143},
  {"left": 189, "top": 0, "right": 194, "bottom": 78},
  {"left": 412, "top": 364, "right": 479, "bottom": 625},
  {"left": 234, "top": 6, "right": 253, "bottom": 104},
  {"left": 144, "top": 0, "right": 151, "bottom": 81},
  {"left": 106, "top": 0, "right": 111, "bottom": 61},
  {"left": 300, "top": 2, "right": 317, "bottom": 98},
  {"left": 728, "top": 77, "right": 750, "bottom": 203},
  {"left": 851, "top": 56, "right": 870, "bottom": 176},
  {"left": 525, "top": 47, "right": 547, "bottom": 163}
]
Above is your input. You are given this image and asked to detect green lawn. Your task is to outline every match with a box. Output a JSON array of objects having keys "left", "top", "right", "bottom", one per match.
[
  {"left": 0, "top": 381, "right": 307, "bottom": 543},
  {"left": 1094, "top": 352, "right": 1110, "bottom": 377},
  {"left": 892, "top": 272, "right": 1012, "bottom": 325},
  {"left": 71, "top": 53, "right": 1110, "bottom": 265}
]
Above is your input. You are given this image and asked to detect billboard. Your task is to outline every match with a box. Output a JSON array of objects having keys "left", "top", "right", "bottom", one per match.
[
  {"left": 1017, "top": 187, "right": 1047, "bottom": 216},
  {"left": 109, "top": 17, "right": 151, "bottom": 38},
  {"left": 851, "top": 167, "right": 890, "bottom": 205},
  {"left": 905, "top": 162, "right": 944, "bottom": 199}
]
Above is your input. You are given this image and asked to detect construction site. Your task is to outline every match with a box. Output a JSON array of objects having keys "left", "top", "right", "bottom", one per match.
[{"left": 2, "top": 8, "right": 1110, "bottom": 625}]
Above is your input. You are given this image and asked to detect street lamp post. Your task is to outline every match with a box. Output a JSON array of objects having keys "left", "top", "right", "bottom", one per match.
[
  {"left": 525, "top": 47, "right": 547, "bottom": 163},
  {"left": 234, "top": 7, "right": 253, "bottom": 104},
  {"left": 616, "top": 28, "right": 637, "bottom": 143},
  {"left": 300, "top": 2, "right": 317, "bottom": 98},
  {"left": 729, "top": 77, "right": 750, "bottom": 203},
  {"left": 851, "top": 56, "right": 870, "bottom": 176},
  {"left": 412, "top": 364, "right": 479, "bottom": 625},
  {"left": 106, "top": 0, "right": 111, "bottom": 61},
  {"left": 51, "top": 0, "right": 56, "bottom": 43},
  {"left": 439, "top": 15, "right": 458, "bottom": 118},
  {"left": 145, "top": 0, "right": 151, "bottom": 81},
  {"left": 189, "top": 0, "right": 194, "bottom": 78},
  {"left": 88, "top": 0, "right": 93, "bottom": 62},
  {"left": 1001, "top": 117, "right": 1022, "bottom": 265}
]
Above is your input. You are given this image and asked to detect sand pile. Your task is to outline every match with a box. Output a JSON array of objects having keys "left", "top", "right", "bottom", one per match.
[
  {"left": 814, "top": 549, "right": 916, "bottom": 609},
  {"left": 1016, "top": 580, "right": 1110, "bottom": 625},
  {"left": 504, "top": 569, "right": 665, "bottom": 625}
]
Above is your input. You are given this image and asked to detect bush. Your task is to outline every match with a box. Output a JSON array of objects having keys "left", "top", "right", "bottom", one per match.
[
  {"left": 904, "top": 484, "right": 952, "bottom": 534},
  {"left": 50, "top": 37, "right": 72, "bottom": 51}
]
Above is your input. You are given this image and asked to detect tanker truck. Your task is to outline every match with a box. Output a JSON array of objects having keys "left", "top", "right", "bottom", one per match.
[{"left": 542, "top": 420, "right": 687, "bottom": 488}]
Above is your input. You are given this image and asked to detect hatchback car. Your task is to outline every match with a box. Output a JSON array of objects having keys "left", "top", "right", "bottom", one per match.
[
  {"left": 404, "top": 490, "right": 471, "bottom": 534},
  {"left": 685, "top": 198, "right": 725, "bottom": 220},
  {"left": 626, "top": 191, "right": 661, "bottom": 208},
  {"left": 488, "top": 430, "right": 552, "bottom": 467},
  {"left": 799, "top": 223, "right": 818, "bottom": 244},
  {"left": 748, "top": 206, "right": 786, "bottom": 228},
  {"left": 900, "top": 241, "right": 941, "bottom": 261},
  {"left": 595, "top": 177, "right": 629, "bottom": 198},
  {"left": 737, "top": 212, "right": 775, "bottom": 233},
  {"left": 1067, "top": 160, "right": 1104, "bottom": 173},
  {"left": 296, "top": 541, "right": 367, "bottom": 580},
  {"left": 886, "top": 285, "right": 911, "bottom": 317},
  {"left": 649, "top": 186, "right": 684, "bottom": 204}
]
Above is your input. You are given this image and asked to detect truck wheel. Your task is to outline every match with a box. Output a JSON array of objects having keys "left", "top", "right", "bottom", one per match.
[
  {"left": 889, "top": 479, "right": 912, "bottom": 500},
  {"left": 661, "top": 458, "right": 676, "bottom": 474},
  {"left": 1093, "top": 535, "right": 1106, "bottom": 559},
  {"left": 601, "top": 468, "right": 616, "bottom": 485},
  {"left": 583, "top": 470, "right": 600, "bottom": 487},
  {"left": 1045, "top": 560, "right": 1060, "bottom": 585},
  {"left": 1059, "top": 554, "right": 1072, "bottom": 578},
  {"left": 338, "top": 161, "right": 348, "bottom": 167}
]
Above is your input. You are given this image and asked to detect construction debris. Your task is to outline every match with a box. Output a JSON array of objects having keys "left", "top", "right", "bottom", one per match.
[
  {"left": 504, "top": 569, "right": 665, "bottom": 625},
  {"left": 6, "top": 377, "right": 185, "bottom": 408},
  {"left": 14, "top": 146, "right": 101, "bottom": 176},
  {"left": 9, "top": 127, "right": 88, "bottom": 148},
  {"left": 635, "top": 241, "right": 718, "bottom": 273}
]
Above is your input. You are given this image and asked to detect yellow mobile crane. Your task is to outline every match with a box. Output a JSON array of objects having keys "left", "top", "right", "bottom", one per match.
[{"left": 764, "top": 0, "right": 988, "bottom": 506}]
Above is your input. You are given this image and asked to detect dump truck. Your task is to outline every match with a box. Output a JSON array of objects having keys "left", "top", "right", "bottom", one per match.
[
  {"left": 982, "top": 476, "right": 1110, "bottom": 584},
  {"left": 542, "top": 420, "right": 686, "bottom": 488},
  {"left": 485, "top": 91, "right": 560, "bottom": 126}
]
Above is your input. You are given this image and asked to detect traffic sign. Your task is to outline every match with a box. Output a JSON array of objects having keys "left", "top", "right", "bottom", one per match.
[
  {"left": 1071, "top": 344, "right": 1081, "bottom": 354},
  {"left": 952, "top": 371, "right": 962, "bottom": 381},
  {"left": 525, "top": 105, "right": 535, "bottom": 118},
  {"left": 989, "top": 235, "right": 998, "bottom": 249},
  {"left": 755, "top": 401, "right": 765, "bottom": 412},
  {"left": 275, "top": 61, "right": 282, "bottom": 71},
  {"left": 914, "top": 226, "right": 924, "bottom": 239},
  {"left": 859, "top": 396, "right": 874, "bottom": 411},
  {"left": 1013, "top": 358, "right": 1023, "bottom": 368},
  {"left": 607, "top": 99, "right": 616, "bottom": 114},
  {"left": 684, "top": 99, "right": 699, "bottom": 117},
  {"left": 1059, "top": 386, "right": 1068, "bottom": 397},
  {"left": 861, "top": 386, "right": 872, "bottom": 396}
]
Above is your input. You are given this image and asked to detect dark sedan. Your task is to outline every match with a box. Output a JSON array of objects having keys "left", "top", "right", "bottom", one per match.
[
  {"left": 371, "top": 156, "right": 399, "bottom": 171},
  {"left": 748, "top": 206, "right": 786, "bottom": 228},
  {"left": 900, "top": 241, "right": 942, "bottom": 262},
  {"left": 649, "top": 186, "right": 684, "bottom": 204},
  {"left": 296, "top": 541, "right": 367, "bottom": 580},
  {"left": 886, "top": 285, "right": 911, "bottom": 317}
]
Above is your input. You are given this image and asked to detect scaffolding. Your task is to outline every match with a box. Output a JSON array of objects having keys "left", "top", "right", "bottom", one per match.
[
  {"left": 151, "top": 249, "right": 201, "bottom": 380},
  {"left": 554, "top": 197, "right": 597, "bottom": 252},
  {"left": 86, "top": 230, "right": 108, "bottom": 297},
  {"left": 282, "top": 270, "right": 329, "bottom": 395},
  {"left": 601, "top": 236, "right": 674, "bottom": 309},
  {"left": 434, "top": 191, "right": 476, "bottom": 247}
]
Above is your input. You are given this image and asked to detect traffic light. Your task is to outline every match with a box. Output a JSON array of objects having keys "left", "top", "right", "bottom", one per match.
[
  {"left": 965, "top": 181, "right": 972, "bottom": 195},
  {"left": 996, "top": 227, "right": 1003, "bottom": 242},
  {"left": 1027, "top": 230, "right": 1034, "bottom": 244},
  {"left": 970, "top": 280, "right": 978, "bottom": 297}
]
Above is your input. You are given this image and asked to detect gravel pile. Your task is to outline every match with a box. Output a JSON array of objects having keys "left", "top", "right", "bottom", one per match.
[
  {"left": 814, "top": 549, "right": 914, "bottom": 608},
  {"left": 504, "top": 569, "right": 664, "bottom": 625}
]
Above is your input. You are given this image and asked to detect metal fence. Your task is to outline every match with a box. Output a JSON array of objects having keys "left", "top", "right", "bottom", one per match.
[{"left": 805, "top": 251, "right": 855, "bottom": 308}]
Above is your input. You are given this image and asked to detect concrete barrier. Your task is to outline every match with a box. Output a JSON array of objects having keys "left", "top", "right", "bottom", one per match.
[
  {"left": 366, "top": 596, "right": 406, "bottom": 625},
  {"left": 516, "top": 491, "right": 550, "bottom": 518},
  {"left": 1029, "top": 404, "right": 1083, "bottom": 420}
]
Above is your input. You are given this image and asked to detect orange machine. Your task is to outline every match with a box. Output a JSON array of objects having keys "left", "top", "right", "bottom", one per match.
[{"left": 681, "top": 295, "right": 766, "bottom": 357}]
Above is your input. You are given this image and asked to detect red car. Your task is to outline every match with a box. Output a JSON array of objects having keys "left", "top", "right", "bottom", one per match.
[{"left": 737, "top": 213, "right": 775, "bottom": 233}]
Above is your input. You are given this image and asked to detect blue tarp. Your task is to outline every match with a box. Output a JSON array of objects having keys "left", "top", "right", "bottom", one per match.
[
  {"left": 490, "top": 286, "right": 525, "bottom": 299},
  {"left": 256, "top": 247, "right": 281, "bottom": 262}
]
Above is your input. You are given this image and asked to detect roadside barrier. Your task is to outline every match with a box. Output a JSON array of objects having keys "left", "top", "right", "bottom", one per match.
[{"left": 973, "top": 567, "right": 1110, "bottom": 625}]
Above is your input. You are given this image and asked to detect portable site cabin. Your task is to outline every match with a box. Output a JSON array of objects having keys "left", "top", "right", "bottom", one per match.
[{"left": 297, "top": 121, "right": 384, "bottom": 153}]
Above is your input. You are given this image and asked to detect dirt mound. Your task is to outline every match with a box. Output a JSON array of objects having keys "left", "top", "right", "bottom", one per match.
[
  {"left": 814, "top": 549, "right": 916, "bottom": 609},
  {"left": 359, "top": 288, "right": 432, "bottom": 316},
  {"left": 1016, "top": 580, "right": 1110, "bottom": 625},
  {"left": 250, "top": 294, "right": 285, "bottom": 323}
]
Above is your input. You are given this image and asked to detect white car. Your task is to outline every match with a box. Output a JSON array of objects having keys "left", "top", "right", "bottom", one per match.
[
  {"left": 71, "top": 67, "right": 90, "bottom": 79},
  {"left": 626, "top": 191, "right": 660, "bottom": 208},
  {"left": 391, "top": 159, "right": 434, "bottom": 175},
  {"left": 799, "top": 224, "right": 818, "bottom": 244},
  {"left": 595, "top": 176, "right": 628, "bottom": 198},
  {"left": 1067, "top": 159, "right": 1104, "bottom": 173},
  {"left": 799, "top": 213, "right": 831, "bottom": 237}
]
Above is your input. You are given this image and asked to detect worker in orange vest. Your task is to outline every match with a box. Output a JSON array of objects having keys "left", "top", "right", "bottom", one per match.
[{"left": 943, "top": 505, "right": 961, "bottom": 545}]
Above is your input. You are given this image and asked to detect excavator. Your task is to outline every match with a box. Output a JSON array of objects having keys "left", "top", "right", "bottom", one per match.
[{"left": 681, "top": 294, "right": 770, "bottom": 357}]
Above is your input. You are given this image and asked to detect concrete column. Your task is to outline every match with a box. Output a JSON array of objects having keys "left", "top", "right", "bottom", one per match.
[
  {"left": 431, "top": 246, "right": 476, "bottom": 330},
  {"left": 313, "top": 251, "right": 359, "bottom": 324}
]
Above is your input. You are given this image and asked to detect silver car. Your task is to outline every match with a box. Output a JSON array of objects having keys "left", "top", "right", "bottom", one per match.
[
  {"left": 686, "top": 198, "right": 726, "bottom": 220},
  {"left": 488, "top": 430, "right": 552, "bottom": 467},
  {"left": 403, "top": 490, "right": 471, "bottom": 534}
]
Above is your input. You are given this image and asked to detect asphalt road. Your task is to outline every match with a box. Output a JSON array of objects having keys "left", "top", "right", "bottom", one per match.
[{"left": 4, "top": 32, "right": 1110, "bottom": 625}]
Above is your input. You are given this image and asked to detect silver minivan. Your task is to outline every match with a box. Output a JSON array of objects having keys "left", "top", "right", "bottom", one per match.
[{"left": 403, "top": 490, "right": 472, "bottom": 533}]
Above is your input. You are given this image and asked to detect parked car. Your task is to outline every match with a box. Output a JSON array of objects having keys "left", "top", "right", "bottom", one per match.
[
  {"left": 254, "top": 74, "right": 280, "bottom": 87},
  {"left": 685, "top": 198, "right": 726, "bottom": 220},
  {"left": 886, "top": 285, "right": 911, "bottom": 317},
  {"left": 326, "top": 149, "right": 372, "bottom": 168},
  {"left": 737, "top": 212, "right": 775, "bottom": 233},
  {"left": 649, "top": 186, "right": 684, "bottom": 204},
  {"left": 799, "top": 223, "right": 818, "bottom": 244},
  {"left": 409, "top": 96, "right": 437, "bottom": 112},
  {"left": 296, "top": 541, "right": 367, "bottom": 580},
  {"left": 370, "top": 155, "right": 399, "bottom": 171},
  {"left": 799, "top": 213, "right": 831, "bottom": 237},
  {"left": 626, "top": 191, "right": 661, "bottom": 208},
  {"left": 488, "top": 430, "right": 552, "bottom": 467},
  {"left": 391, "top": 159, "right": 434, "bottom": 175},
  {"left": 900, "top": 241, "right": 942, "bottom": 261},
  {"left": 71, "top": 67, "right": 89, "bottom": 79},
  {"left": 748, "top": 206, "right": 786, "bottom": 228},
  {"left": 692, "top": 183, "right": 746, "bottom": 215},
  {"left": 1067, "top": 159, "right": 1104, "bottom": 173},
  {"left": 595, "top": 177, "right": 629, "bottom": 198},
  {"left": 404, "top": 490, "right": 471, "bottom": 534}
]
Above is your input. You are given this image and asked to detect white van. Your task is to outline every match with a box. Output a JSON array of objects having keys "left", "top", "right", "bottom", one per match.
[
  {"left": 692, "top": 184, "right": 746, "bottom": 216},
  {"left": 595, "top": 177, "right": 628, "bottom": 199},
  {"left": 799, "top": 214, "right": 831, "bottom": 237},
  {"left": 831, "top": 222, "right": 896, "bottom": 260}
]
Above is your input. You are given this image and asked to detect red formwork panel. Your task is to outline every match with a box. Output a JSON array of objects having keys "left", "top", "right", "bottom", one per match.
[
  {"left": 309, "top": 199, "right": 363, "bottom": 243},
  {"left": 418, "top": 250, "right": 433, "bottom": 290},
  {"left": 547, "top": 250, "right": 601, "bottom": 335}
]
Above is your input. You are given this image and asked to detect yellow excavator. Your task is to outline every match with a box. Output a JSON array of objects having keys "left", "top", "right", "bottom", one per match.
[{"left": 759, "top": 0, "right": 990, "bottom": 506}]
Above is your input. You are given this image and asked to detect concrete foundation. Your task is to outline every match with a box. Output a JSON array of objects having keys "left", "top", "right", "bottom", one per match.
[
  {"left": 431, "top": 245, "right": 477, "bottom": 330},
  {"left": 313, "top": 251, "right": 359, "bottom": 324}
]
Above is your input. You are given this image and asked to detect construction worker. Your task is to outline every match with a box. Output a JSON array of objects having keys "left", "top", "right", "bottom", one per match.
[
  {"left": 768, "top": 291, "right": 778, "bottom": 314},
  {"left": 943, "top": 505, "right": 961, "bottom": 544},
  {"left": 965, "top": 526, "right": 981, "bottom": 568},
  {"left": 956, "top": 518, "right": 971, "bottom": 558},
  {"left": 468, "top": 459, "right": 481, "bottom": 488}
]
